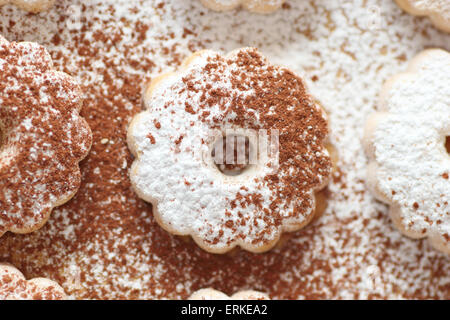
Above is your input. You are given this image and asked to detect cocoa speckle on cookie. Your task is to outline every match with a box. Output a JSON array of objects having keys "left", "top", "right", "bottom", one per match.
[
  {"left": 0, "top": 35, "right": 92, "bottom": 236},
  {"left": 128, "top": 48, "right": 331, "bottom": 253},
  {"left": 0, "top": 263, "right": 66, "bottom": 300}
]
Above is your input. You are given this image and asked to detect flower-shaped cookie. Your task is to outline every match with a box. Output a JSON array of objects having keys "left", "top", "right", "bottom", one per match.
[
  {"left": 0, "top": 263, "right": 66, "bottom": 300},
  {"left": 395, "top": 0, "right": 450, "bottom": 33},
  {"left": 0, "top": 0, "right": 55, "bottom": 13},
  {"left": 0, "top": 35, "right": 92, "bottom": 236},
  {"left": 200, "top": 0, "right": 285, "bottom": 14},
  {"left": 128, "top": 48, "right": 332, "bottom": 254},
  {"left": 364, "top": 49, "right": 450, "bottom": 254},
  {"left": 189, "top": 288, "right": 270, "bottom": 300}
]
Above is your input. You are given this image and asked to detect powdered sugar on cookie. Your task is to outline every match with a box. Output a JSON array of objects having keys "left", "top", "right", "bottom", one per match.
[
  {"left": 0, "top": 263, "right": 66, "bottom": 300},
  {"left": 364, "top": 49, "right": 450, "bottom": 253},
  {"left": 395, "top": 0, "right": 450, "bottom": 32},
  {"left": 128, "top": 48, "right": 331, "bottom": 253},
  {"left": 0, "top": 35, "right": 92, "bottom": 236}
]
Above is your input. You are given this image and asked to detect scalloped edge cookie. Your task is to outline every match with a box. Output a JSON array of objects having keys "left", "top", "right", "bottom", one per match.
[
  {"left": 363, "top": 48, "right": 450, "bottom": 254},
  {"left": 395, "top": 0, "right": 450, "bottom": 33},
  {"left": 127, "top": 48, "right": 333, "bottom": 254},
  {"left": 0, "top": 35, "right": 92, "bottom": 236},
  {"left": 0, "top": 263, "right": 67, "bottom": 300}
]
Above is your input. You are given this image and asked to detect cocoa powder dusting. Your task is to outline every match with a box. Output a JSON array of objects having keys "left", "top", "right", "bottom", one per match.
[
  {"left": 0, "top": 36, "right": 91, "bottom": 236},
  {"left": 0, "top": 1, "right": 448, "bottom": 300}
]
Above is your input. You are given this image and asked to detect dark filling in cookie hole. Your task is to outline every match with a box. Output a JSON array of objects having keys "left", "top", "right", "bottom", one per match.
[
  {"left": 446, "top": 136, "right": 450, "bottom": 155},
  {"left": 211, "top": 135, "right": 253, "bottom": 176}
]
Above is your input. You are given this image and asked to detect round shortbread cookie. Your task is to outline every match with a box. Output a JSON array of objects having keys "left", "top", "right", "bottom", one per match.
[
  {"left": 0, "top": 35, "right": 92, "bottom": 237},
  {"left": 189, "top": 288, "right": 270, "bottom": 300},
  {"left": 395, "top": 0, "right": 450, "bottom": 33},
  {"left": 127, "top": 48, "right": 332, "bottom": 254},
  {"left": 200, "top": 0, "right": 285, "bottom": 14},
  {"left": 363, "top": 49, "right": 450, "bottom": 254},
  {"left": 0, "top": 263, "right": 66, "bottom": 300}
]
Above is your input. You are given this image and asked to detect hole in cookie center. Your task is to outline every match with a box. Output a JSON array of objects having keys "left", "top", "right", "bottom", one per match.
[
  {"left": 211, "top": 135, "right": 253, "bottom": 176},
  {"left": 446, "top": 136, "right": 450, "bottom": 156}
]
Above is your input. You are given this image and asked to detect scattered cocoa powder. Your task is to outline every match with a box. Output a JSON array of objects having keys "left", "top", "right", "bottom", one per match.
[{"left": 0, "top": 1, "right": 448, "bottom": 301}]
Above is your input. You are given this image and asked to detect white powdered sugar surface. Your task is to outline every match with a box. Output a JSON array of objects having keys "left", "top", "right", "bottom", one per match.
[{"left": 371, "top": 49, "right": 449, "bottom": 246}]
